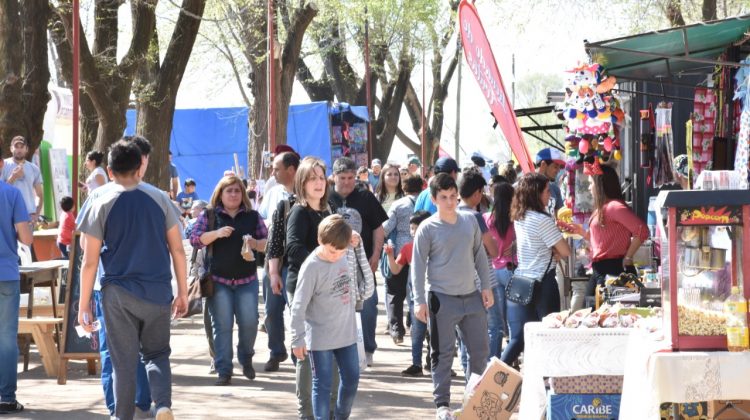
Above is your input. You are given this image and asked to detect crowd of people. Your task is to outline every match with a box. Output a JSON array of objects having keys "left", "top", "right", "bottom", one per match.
[{"left": 0, "top": 135, "right": 650, "bottom": 420}]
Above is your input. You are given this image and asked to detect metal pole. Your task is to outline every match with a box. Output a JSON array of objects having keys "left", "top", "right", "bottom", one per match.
[
  {"left": 455, "top": 40, "right": 462, "bottom": 161},
  {"left": 72, "top": 0, "right": 80, "bottom": 208},
  {"left": 267, "top": 0, "right": 276, "bottom": 152},
  {"left": 364, "top": 7, "right": 373, "bottom": 162},
  {"left": 421, "top": 48, "right": 426, "bottom": 176},
  {"left": 512, "top": 53, "right": 516, "bottom": 106}
]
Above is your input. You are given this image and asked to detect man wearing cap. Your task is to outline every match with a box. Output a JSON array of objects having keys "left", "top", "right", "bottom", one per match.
[
  {"left": 368, "top": 159, "right": 382, "bottom": 189},
  {"left": 413, "top": 157, "right": 460, "bottom": 214},
  {"left": 2, "top": 136, "right": 43, "bottom": 223},
  {"left": 535, "top": 148, "right": 565, "bottom": 217},
  {"left": 408, "top": 157, "right": 421, "bottom": 176}
]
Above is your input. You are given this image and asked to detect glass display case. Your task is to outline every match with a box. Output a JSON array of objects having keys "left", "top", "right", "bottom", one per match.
[{"left": 657, "top": 190, "right": 750, "bottom": 351}]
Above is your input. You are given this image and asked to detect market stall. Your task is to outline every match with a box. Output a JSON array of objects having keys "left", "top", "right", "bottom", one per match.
[{"left": 286, "top": 101, "right": 370, "bottom": 172}]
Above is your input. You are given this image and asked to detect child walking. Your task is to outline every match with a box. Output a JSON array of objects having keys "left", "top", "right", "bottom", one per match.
[
  {"left": 411, "top": 173, "right": 494, "bottom": 420},
  {"left": 290, "top": 214, "right": 373, "bottom": 420}
]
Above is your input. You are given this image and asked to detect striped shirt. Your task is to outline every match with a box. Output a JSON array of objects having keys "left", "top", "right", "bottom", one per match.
[
  {"left": 589, "top": 200, "right": 648, "bottom": 262},
  {"left": 514, "top": 210, "right": 562, "bottom": 279}
]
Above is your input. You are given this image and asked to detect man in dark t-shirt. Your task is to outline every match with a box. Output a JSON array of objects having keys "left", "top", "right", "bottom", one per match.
[{"left": 330, "top": 157, "right": 388, "bottom": 367}]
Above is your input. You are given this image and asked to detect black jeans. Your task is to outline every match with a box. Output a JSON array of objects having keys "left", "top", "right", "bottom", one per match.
[
  {"left": 586, "top": 257, "right": 638, "bottom": 297},
  {"left": 385, "top": 269, "right": 408, "bottom": 337}
]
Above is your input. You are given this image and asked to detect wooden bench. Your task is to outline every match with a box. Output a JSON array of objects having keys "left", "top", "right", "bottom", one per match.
[{"left": 18, "top": 318, "right": 63, "bottom": 377}]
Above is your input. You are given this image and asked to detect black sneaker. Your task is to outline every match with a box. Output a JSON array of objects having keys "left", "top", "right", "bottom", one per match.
[
  {"left": 214, "top": 375, "right": 231, "bottom": 386},
  {"left": 0, "top": 401, "right": 23, "bottom": 414},
  {"left": 263, "top": 353, "right": 289, "bottom": 372},
  {"left": 401, "top": 365, "right": 423, "bottom": 377},
  {"left": 243, "top": 362, "right": 256, "bottom": 380}
]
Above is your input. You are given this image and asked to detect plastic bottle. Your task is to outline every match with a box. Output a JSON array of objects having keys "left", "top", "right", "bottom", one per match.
[{"left": 724, "top": 286, "right": 749, "bottom": 352}]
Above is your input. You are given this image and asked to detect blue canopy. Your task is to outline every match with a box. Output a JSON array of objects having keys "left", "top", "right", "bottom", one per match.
[{"left": 125, "top": 107, "right": 249, "bottom": 200}]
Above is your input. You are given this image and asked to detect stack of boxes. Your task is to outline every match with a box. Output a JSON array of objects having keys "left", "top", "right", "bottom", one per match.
[
  {"left": 546, "top": 375, "right": 624, "bottom": 420},
  {"left": 692, "top": 87, "right": 717, "bottom": 174}
]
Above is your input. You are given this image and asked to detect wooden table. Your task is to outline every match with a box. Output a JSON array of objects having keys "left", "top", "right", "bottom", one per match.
[
  {"left": 18, "top": 318, "right": 63, "bottom": 377},
  {"left": 19, "top": 261, "right": 66, "bottom": 319},
  {"left": 32, "top": 228, "right": 62, "bottom": 261}
]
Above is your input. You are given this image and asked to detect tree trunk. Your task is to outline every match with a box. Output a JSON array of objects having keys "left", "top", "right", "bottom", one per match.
[
  {"left": 665, "top": 0, "right": 686, "bottom": 26},
  {"left": 0, "top": 0, "right": 25, "bottom": 157},
  {"left": 19, "top": 0, "right": 51, "bottom": 153},
  {"left": 135, "top": 0, "right": 206, "bottom": 191},
  {"left": 702, "top": 0, "right": 717, "bottom": 21}
]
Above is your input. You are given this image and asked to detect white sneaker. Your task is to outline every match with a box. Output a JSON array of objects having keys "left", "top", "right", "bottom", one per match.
[
  {"left": 436, "top": 406, "right": 454, "bottom": 420},
  {"left": 155, "top": 407, "right": 174, "bottom": 420},
  {"left": 365, "top": 352, "right": 373, "bottom": 367}
]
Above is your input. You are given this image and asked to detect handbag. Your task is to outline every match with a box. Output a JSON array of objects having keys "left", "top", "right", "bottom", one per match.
[
  {"left": 199, "top": 208, "right": 216, "bottom": 298},
  {"left": 505, "top": 254, "right": 553, "bottom": 305}
]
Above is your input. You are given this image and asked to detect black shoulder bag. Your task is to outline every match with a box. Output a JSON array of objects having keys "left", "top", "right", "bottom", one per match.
[
  {"left": 505, "top": 253, "right": 554, "bottom": 305},
  {"left": 199, "top": 208, "right": 216, "bottom": 298}
]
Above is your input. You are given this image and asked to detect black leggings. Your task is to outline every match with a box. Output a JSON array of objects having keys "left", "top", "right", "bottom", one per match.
[{"left": 586, "top": 257, "right": 637, "bottom": 297}]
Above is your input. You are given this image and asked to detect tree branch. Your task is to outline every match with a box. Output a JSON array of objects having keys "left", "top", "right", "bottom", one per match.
[
  {"left": 279, "top": 2, "right": 317, "bottom": 92},
  {"left": 117, "top": 0, "right": 157, "bottom": 76},
  {"left": 396, "top": 127, "right": 421, "bottom": 154},
  {"left": 154, "top": 0, "right": 206, "bottom": 99}
]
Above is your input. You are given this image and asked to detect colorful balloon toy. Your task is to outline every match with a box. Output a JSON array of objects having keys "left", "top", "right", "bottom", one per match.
[{"left": 562, "top": 63, "right": 625, "bottom": 166}]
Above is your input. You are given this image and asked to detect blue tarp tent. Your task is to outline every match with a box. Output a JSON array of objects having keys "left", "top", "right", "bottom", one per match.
[
  {"left": 287, "top": 101, "right": 369, "bottom": 171},
  {"left": 125, "top": 107, "right": 249, "bottom": 200}
]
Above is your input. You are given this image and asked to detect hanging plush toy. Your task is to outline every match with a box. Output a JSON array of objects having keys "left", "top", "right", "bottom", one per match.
[{"left": 562, "top": 62, "right": 625, "bottom": 165}]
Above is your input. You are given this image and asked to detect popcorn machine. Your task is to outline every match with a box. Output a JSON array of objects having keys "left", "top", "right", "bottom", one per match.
[{"left": 657, "top": 190, "right": 750, "bottom": 351}]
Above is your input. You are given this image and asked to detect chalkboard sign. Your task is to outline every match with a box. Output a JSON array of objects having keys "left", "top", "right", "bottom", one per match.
[{"left": 61, "top": 232, "right": 100, "bottom": 356}]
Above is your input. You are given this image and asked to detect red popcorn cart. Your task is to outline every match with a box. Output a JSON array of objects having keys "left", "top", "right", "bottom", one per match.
[{"left": 657, "top": 190, "right": 750, "bottom": 351}]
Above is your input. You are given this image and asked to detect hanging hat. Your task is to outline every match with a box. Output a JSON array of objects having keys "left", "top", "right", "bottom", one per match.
[{"left": 673, "top": 154, "right": 689, "bottom": 178}]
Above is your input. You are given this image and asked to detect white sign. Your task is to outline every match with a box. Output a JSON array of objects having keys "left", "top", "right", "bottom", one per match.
[{"left": 48, "top": 148, "right": 70, "bottom": 220}]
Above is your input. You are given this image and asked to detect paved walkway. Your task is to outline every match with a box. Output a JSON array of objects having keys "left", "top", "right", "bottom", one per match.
[{"left": 15, "top": 283, "right": 475, "bottom": 419}]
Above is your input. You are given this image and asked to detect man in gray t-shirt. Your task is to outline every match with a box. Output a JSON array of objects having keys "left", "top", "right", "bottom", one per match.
[
  {"left": 410, "top": 173, "right": 493, "bottom": 418},
  {"left": 1, "top": 137, "right": 43, "bottom": 222}
]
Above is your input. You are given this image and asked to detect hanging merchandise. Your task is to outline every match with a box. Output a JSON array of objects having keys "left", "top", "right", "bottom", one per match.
[
  {"left": 733, "top": 57, "right": 750, "bottom": 189},
  {"left": 692, "top": 87, "right": 717, "bottom": 175},
  {"left": 653, "top": 102, "right": 675, "bottom": 188},
  {"left": 561, "top": 63, "right": 625, "bottom": 167}
]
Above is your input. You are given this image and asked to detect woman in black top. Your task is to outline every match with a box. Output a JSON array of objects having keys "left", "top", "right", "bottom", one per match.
[{"left": 285, "top": 157, "right": 333, "bottom": 297}]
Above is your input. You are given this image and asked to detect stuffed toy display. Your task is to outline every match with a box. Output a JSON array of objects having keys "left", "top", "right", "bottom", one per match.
[{"left": 561, "top": 63, "right": 625, "bottom": 167}]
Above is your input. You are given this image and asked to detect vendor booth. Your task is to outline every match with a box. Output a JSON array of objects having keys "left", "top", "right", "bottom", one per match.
[
  {"left": 286, "top": 101, "right": 370, "bottom": 172},
  {"left": 513, "top": 15, "right": 750, "bottom": 420}
]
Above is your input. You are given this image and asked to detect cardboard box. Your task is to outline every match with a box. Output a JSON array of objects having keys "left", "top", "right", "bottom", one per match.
[
  {"left": 547, "top": 393, "right": 621, "bottom": 420},
  {"left": 456, "top": 358, "right": 522, "bottom": 420},
  {"left": 708, "top": 400, "right": 750, "bottom": 419},
  {"left": 549, "top": 375, "right": 623, "bottom": 394},
  {"left": 659, "top": 402, "right": 708, "bottom": 420}
]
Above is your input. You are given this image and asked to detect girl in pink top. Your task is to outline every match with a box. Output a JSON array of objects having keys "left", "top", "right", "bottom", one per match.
[
  {"left": 566, "top": 164, "right": 648, "bottom": 298},
  {"left": 482, "top": 182, "right": 516, "bottom": 359}
]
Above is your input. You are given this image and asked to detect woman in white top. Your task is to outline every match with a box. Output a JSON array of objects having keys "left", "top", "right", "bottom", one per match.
[
  {"left": 501, "top": 173, "right": 570, "bottom": 366},
  {"left": 83, "top": 151, "right": 108, "bottom": 193}
]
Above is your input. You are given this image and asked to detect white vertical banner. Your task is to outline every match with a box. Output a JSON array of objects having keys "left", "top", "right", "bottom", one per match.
[{"left": 48, "top": 148, "right": 70, "bottom": 220}]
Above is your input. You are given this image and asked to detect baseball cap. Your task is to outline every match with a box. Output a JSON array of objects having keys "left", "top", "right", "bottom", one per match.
[
  {"left": 408, "top": 157, "right": 421, "bottom": 166},
  {"left": 10, "top": 136, "right": 27, "bottom": 146},
  {"left": 470, "top": 153, "right": 486, "bottom": 167},
  {"left": 535, "top": 148, "right": 566, "bottom": 166},
  {"left": 434, "top": 157, "right": 459, "bottom": 174},
  {"left": 273, "top": 144, "right": 297, "bottom": 156},
  {"left": 371, "top": 158, "right": 382, "bottom": 167}
]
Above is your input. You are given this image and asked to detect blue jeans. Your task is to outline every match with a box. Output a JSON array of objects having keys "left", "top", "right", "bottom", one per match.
[
  {"left": 407, "top": 280, "right": 427, "bottom": 367},
  {"left": 310, "top": 343, "right": 360, "bottom": 420},
  {"left": 208, "top": 280, "right": 259, "bottom": 376},
  {"left": 95, "top": 291, "right": 151, "bottom": 415},
  {"left": 487, "top": 268, "right": 511, "bottom": 359},
  {"left": 0, "top": 281, "right": 19, "bottom": 402},
  {"left": 501, "top": 270, "right": 559, "bottom": 365},
  {"left": 360, "top": 292, "right": 378, "bottom": 354},
  {"left": 263, "top": 267, "right": 288, "bottom": 358}
]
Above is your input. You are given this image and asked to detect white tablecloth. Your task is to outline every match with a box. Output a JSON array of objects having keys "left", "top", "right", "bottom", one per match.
[
  {"left": 620, "top": 330, "right": 750, "bottom": 419},
  {"left": 519, "top": 323, "right": 634, "bottom": 419}
]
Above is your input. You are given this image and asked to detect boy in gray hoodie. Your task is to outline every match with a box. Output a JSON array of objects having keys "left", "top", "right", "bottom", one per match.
[{"left": 291, "top": 214, "right": 373, "bottom": 420}]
